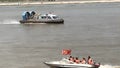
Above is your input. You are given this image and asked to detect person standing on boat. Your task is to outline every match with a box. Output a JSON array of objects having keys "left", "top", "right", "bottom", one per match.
[
  {"left": 87, "top": 56, "right": 94, "bottom": 65},
  {"left": 68, "top": 56, "right": 75, "bottom": 63},
  {"left": 22, "top": 11, "right": 27, "bottom": 20},
  {"left": 70, "top": 57, "right": 75, "bottom": 62},
  {"left": 22, "top": 11, "right": 30, "bottom": 20},
  {"left": 81, "top": 58, "right": 86, "bottom": 64},
  {"left": 30, "top": 11, "right": 40, "bottom": 20},
  {"left": 75, "top": 57, "right": 81, "bottom": 64},
  {"left": 69, "top": 56, "right": 72, "bottom": 61},
  {"left": 30, "top": 11, "right": 36, "bottom": 19}
]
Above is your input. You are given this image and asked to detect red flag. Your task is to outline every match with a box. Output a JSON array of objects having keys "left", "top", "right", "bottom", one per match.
[{"left": 62, "top": 49, "right": 71, "bottom": 55}]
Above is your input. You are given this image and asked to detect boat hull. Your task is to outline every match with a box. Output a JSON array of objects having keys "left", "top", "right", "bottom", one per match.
[
  {"left": 44, "top": 61, "right": 100, "bottom": 68},
  {"left": 19, "top": 19, "right": 64, "bottom": 24}
]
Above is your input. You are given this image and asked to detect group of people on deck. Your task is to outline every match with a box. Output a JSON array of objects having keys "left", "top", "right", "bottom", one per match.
[
  {"left": 68, "top": 56, "right": 94, "bottom": 65},
  {"left": 22, "top": 11, "right": 38, "bottom": 20}
]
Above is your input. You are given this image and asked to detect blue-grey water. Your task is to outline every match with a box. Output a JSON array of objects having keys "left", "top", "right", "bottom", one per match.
[{"left": 0, "top": 2, "right": 120, "bottom": 68}]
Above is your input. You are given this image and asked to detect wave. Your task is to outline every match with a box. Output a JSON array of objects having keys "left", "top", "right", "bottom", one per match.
[
  {"left": 0, "top": 19, "right": 20, "bottom": 24},
  {"left": 100, "top": 65, "right": 120, "bottom": 68}
]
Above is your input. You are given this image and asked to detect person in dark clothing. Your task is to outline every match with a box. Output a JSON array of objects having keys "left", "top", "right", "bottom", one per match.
[
  {"left": 26, "top": 12, "right": 30, "bottom": 20},
  {"left": 22, "top": 11, "right": 30, "bottom": 20},
  {"left": 30, "top": 11, "right": 36, "bottom": 19}
]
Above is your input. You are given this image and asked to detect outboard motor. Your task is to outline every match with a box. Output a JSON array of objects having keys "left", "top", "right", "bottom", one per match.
[{"left": 22, "top": 11, "right": 30, "bottom": 20}]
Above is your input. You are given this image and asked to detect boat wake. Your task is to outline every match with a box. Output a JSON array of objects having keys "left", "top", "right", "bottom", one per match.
[
  {"left": 100, "top": 65, "right": 120, "bottom": 68},
  {"left": 0, "top": 19, "right": 20, "bottom": 24}
]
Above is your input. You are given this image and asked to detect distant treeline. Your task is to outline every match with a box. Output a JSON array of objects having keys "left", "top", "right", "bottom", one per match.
[
  {"left": 0, "top": 0, "right": 56, "bottom": 2},
  {"left": 0, "top": 0, "right": 23, "bottom": 2}
]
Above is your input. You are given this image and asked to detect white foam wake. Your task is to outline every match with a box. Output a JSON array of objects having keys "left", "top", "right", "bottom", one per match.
[
  {"left": 100, "top": 65, "right": 120, "bottom": 68},
  {"left": 0, "top": 19, "right": 20, "bottom": 24}
]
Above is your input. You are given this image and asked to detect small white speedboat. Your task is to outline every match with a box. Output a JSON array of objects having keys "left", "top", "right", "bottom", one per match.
[{"left": 44, "top": 58, "right": 100, "bottom": 68}]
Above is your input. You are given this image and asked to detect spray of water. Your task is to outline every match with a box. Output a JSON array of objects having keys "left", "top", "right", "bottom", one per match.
[
  {"left": 0, "top": 19, "right": 48, "bottom": 24},
  {"left": 0, "top": 19, "right": 20, "bottom": 24},
  {"left": 100, "top": 65, "right": 120, "bottom": 68}
]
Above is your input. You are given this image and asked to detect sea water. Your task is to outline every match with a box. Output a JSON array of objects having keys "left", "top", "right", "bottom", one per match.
[{"left": 0, "top": 1, "right": 119, "bottom": 68}]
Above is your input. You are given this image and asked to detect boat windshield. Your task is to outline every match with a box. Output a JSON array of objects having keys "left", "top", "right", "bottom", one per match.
[
  {"left": 41, "top": 16, "right": 47, "bottom": 19},
  {"left": 48, "top": 16, "right": 52, "bottom": 19},
  {"left": 41, "top": 16, "right": 52, "bottom": 19},
  {"left": 40, "top": 14, "right": 59, "bottom": 20},
  {"left": 53, "top": 16, "right": 58, "bottom": 19}
]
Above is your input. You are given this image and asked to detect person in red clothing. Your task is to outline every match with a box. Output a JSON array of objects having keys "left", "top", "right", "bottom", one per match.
[
  {"left": 75, "top": 57, "right": 81, "bottom": 64},
  {"left": 81, "top": 58, "right": 86, "bottom": 64},
  {"left": 69, "top": 56, "right": 74, "bottom": 62},
  {"left": 69, "top": 56, "right": 72, "bottom": 61},
  {"left": 87, "top": 56, "right": 94, "bottom": 65}
]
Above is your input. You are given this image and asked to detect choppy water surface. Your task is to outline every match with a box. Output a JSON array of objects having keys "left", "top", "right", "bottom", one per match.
[{"left": 0, "top": 2, "right": 120, "bottom": 68}]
